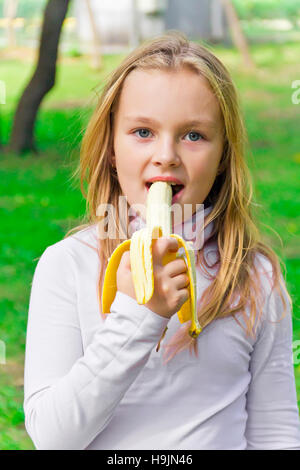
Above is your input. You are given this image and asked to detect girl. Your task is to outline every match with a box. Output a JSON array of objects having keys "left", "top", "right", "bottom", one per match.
[{"left": 23, "top": 31, "right": 300, "bottom": 450}]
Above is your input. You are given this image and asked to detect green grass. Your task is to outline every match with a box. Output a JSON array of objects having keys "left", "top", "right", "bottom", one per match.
[
  {"left": 0, "top": 42, "right": 299, "bottom": 449},
  {"left": 0, "top": 377, "right": 35, "bottom": 450}
]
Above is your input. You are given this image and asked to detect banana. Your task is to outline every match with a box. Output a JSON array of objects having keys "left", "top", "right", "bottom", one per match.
[{"left": 101, "top": 181, "right": 202, "bottom": 339}]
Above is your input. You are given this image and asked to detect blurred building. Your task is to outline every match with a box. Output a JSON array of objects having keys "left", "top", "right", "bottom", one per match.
[
  {"left": 165, "top": 0, "right": 229, "bottom": 43},
  {"left": 74, "top": 0, "right": 166, "bottom": 52},
  {"left": 74, "top": 0, "right": 229, "bottom": 53}
]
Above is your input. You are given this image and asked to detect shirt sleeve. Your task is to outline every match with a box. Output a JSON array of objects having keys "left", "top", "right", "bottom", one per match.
[
  {"left": 23, "top": 244, "right": 169, "bottom": 450},
  {"left": 245, "top": 279, "right": 300, "bottom": 450}
]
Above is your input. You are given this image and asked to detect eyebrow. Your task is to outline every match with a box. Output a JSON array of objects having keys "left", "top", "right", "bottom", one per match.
[{"left": 124, "top": 115, "right": 217, "bottom": 128}]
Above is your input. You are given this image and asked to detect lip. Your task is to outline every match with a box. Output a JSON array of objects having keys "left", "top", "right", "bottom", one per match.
[{"left": 146, "top": 176, "right": 184, "bottom": 185}]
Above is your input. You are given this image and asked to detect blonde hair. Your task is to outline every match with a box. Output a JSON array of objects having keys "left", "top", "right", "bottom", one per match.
[{"left": 66, "top": 31, "right": 291, "bottom": 363}]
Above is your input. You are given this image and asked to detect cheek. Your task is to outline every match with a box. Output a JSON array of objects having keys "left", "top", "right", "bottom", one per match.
[
  {"left": 198, "top": 144, "right": 223, "bottom": 176},
  {"left": 188, "top": 148, "right": 222, "bottom": 196},
  {"left": 114, "top": 135, "right": 142, "bottom": 168},
  {"left": 192, "top": 156, "right": 219, "bottom": 181}
]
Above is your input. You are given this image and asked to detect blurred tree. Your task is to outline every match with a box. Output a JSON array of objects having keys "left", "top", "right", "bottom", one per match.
[
  {"left": 221, "top": 0, "right": 255, "bottom": 70},
  {"left": 129, "top": 0, "right": 140, "bottom": 49},
  {"left": 85, "top": 0, "right": 102, "bottom": 70},
  {"left": 0, "top": 0, "right": 47, "bottom": 19},
  {"left": 4, "top": 0, "right": 19, "bottom": 47},
  {"left": 8, "top": 0, "right": 71, "bottom": 154},
  {"left": 233, "top": 0, "right": 300, "bottom": 24},
  {"left": 0, "top": 81, "right": 4, "bottom": 149}
]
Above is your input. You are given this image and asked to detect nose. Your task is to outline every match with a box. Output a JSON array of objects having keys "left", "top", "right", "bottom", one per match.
[{"left": 151, "top": 135, "right": 181, "bottom": 168}]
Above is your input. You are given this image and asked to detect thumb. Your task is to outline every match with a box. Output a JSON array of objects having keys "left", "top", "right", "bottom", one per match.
[
  {"left": 152, "top": 237, "right": 178, "bottom": 265},
  {"left": 119, "top": 250, "right": 131, "bottom": 270}
]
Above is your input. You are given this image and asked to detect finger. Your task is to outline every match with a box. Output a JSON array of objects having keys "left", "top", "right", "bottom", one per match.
[
  {"left": 119, "top": 250, "right": 131, "bottom": 269},
  {"left": 173, "top": 273, "right": 190, "bottom": 289},
  {"left": 166, "top": 258, "right": 188, "bottom": 277},
  {"left": 178, "top": 287, "right": 189, "bottom": 305},
  {"left": 167, "top": 237, "right": 180, "bottom": 252},
  {"left": 152, "top": 237, "right": 178, "bottom": 265}
]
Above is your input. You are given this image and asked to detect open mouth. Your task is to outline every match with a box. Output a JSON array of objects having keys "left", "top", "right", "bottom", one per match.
[{"left": 145, "top": 182, "right": 184, "bottom": 199}]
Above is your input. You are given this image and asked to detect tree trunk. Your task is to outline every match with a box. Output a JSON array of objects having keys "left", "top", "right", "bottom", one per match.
[
  {"left": 85, "top": 0, "right": 102, "bottom": 70},
  {"left": 220, "top": 0, "right": 255, "bottom": 71},
  {"left": 129, "top": 0, "right": 140, "bottom": 49},
  {"left": 4, "top": 0, "right": 19, "bottom": 48},
  {"left": 8, "top": 0, "right": 71, "bottom": 154},
  {"left": 0, "top": 112, "right": 2, "bottom": 151},
  {"left": 0, "top": 80, "right": 5, "bottom": 149}
]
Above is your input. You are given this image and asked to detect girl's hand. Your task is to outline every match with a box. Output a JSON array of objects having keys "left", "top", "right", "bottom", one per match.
[
  {"left": 116, "top": 237, "right": 190, "bottom": 319},
  {"left": 116, "top": 250, "right": 137, "bottom": 302}
]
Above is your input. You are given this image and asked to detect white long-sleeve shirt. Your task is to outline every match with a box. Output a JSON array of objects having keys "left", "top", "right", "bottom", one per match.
[{"left": 24, "top": 217, "right": 300, "bottom": 450}]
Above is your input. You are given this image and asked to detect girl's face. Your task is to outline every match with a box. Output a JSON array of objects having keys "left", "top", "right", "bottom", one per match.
[{"left": 112, "top": 67, "right": 224, "bottom": 221}]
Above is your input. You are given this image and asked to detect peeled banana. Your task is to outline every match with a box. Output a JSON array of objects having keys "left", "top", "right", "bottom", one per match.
[{"left": 101, "top": 181, "right": 202, "bottom": 339}]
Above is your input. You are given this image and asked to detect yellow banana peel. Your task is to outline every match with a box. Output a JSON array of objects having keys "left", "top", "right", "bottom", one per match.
[{"left": 101, "top": 181, "right": 202, "bottom": 339}]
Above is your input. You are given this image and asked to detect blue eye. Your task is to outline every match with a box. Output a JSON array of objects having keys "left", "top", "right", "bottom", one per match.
[
  {"left": 133, "top": 128, "right": 203, "bottom": 141},
  {"left": 185, "top": 131, "right": 203, "bottom": 142},
  {"left": 135, "top": 128, "right": 151, "bottom": 138}
]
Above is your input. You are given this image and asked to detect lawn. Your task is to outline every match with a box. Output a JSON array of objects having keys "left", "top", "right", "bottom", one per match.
[{"left": 0, "top": 41, "right": 299, "bottom": 449}]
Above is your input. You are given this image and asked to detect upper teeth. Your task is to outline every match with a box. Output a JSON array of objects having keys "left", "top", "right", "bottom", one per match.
[
  {"left": 148, "top": 180, "right": 179, "bottom": 186},
  {"left": 149, "top": 181, "right": 178, "bottom": 185}
]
